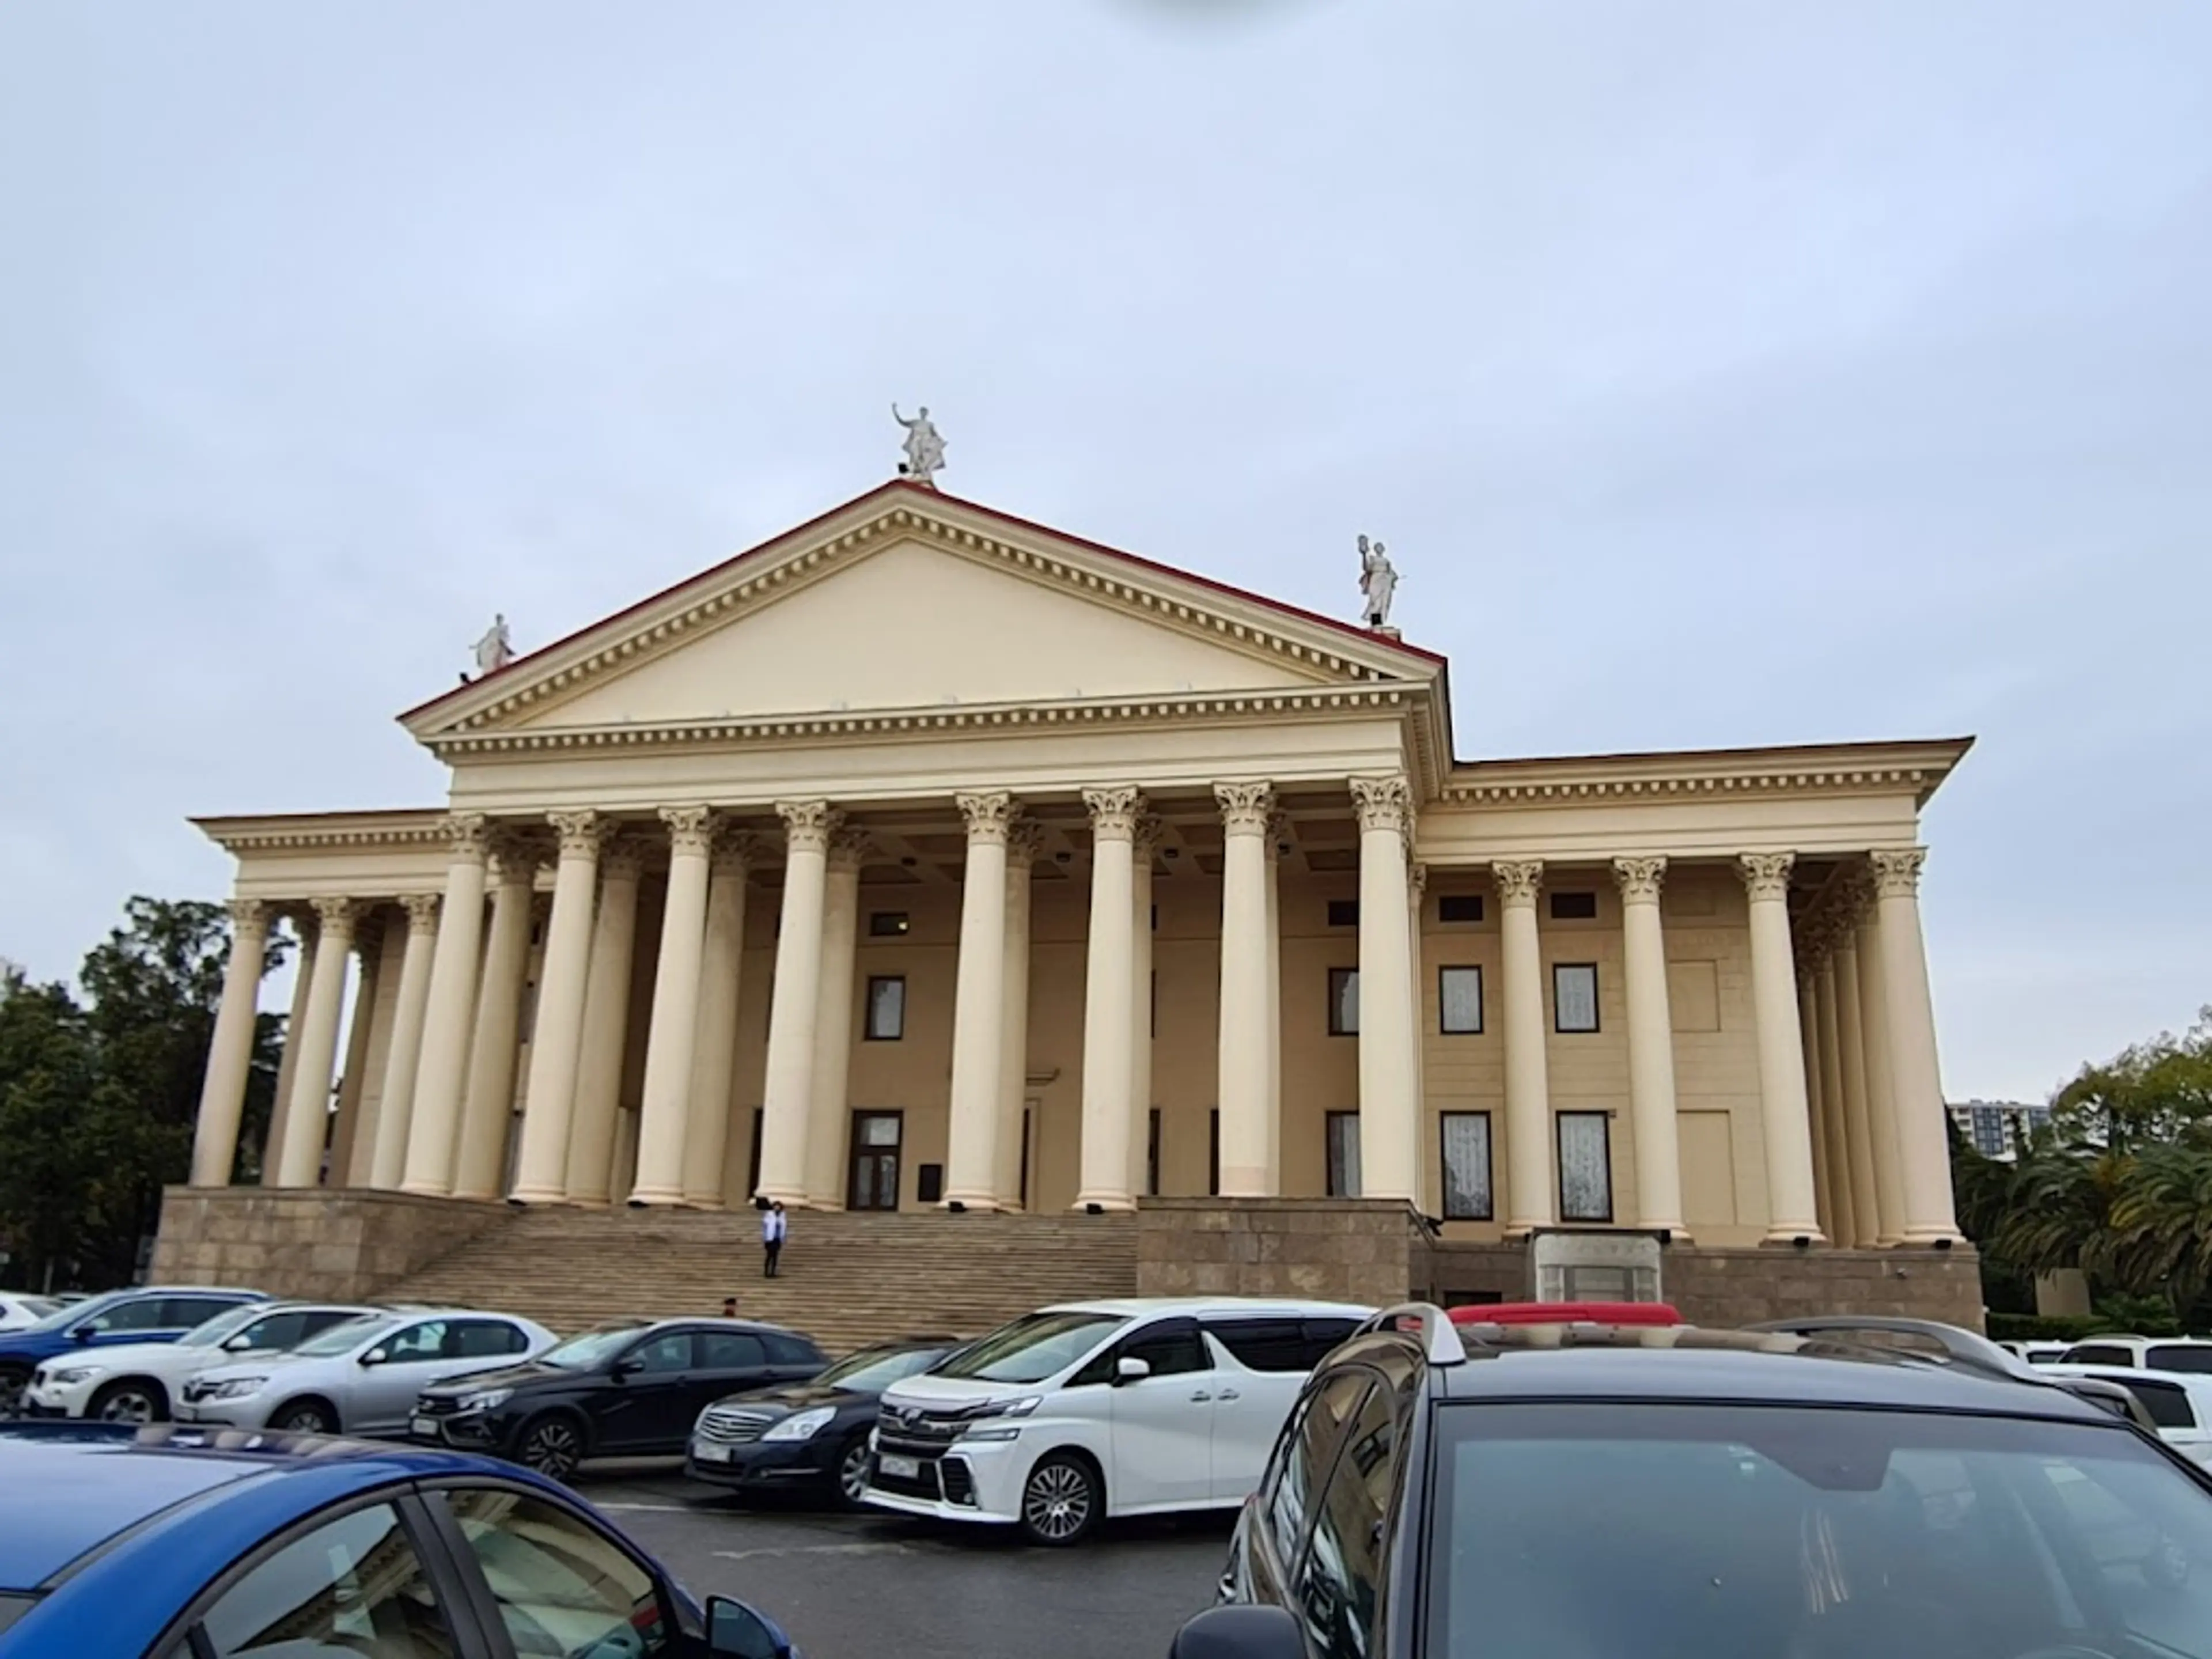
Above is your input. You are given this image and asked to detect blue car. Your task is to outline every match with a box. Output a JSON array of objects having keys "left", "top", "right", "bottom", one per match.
[
  {"left": 0, "top": 1287, "right": 266, "bottom": 1416},
  {"left": 0, "top": 1421, "right": 797, "bottom": 1657}
]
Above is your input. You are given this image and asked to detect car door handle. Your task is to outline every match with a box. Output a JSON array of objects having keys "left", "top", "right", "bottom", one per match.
[
  {"left": 1217, "top": 1388, "right": 1241, "bottom": 1402},
  {"left": 1190, "top": 1390, "right": 1214, "bottom": 1403}
]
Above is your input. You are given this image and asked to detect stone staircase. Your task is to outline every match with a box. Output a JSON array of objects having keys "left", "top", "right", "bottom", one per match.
[{"left": 375, "top": 1206, "right": 1140, "bottom": 1355}]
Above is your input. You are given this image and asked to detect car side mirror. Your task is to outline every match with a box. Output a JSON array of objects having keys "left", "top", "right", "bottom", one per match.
[
  {"left": 1168, "top": 1606, "right": 1305, "bottom": 1659},
  {"left": 613, "top": 1356, "right": 645, "bottom": 1379},
  {"left": 705, "top": 1594, "right": 791, "bottom": 1658},
  {"left": 359, "top": 1347, "right": 388, "bottom": 1367},
  {"left": 222, "top": 1334, "right": 253, "bottom": 1352},
  {"left": 1115, "top": 1356, "right": 1152, "bottom": 1386},
  {"left": 68, "top": 1326, "right": 95, "bottom": 1344}
]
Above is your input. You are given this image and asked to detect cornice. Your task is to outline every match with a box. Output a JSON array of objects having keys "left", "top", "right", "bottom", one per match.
[
  {"left": 412, "top": 490, "right": 1440, "bottom": 741},
  {"left": 194, "top": 812, "right": 447, "bottom": 854},
  {"left": 1441, "top": 739, "right": 1972, "bottom": 809},
  {"left": 425, "top": 683, "right": 1424, "bottom": 761}
]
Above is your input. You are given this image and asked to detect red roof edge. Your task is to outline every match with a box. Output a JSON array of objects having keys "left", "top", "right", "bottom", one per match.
[{"left": 397, "top": 478, "right": 1444, "bottom": 729}]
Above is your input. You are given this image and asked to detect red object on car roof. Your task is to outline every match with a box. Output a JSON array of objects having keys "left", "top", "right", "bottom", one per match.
[{"left": 1449, "top": 1301, "right": 1683, "bottom": 1327}]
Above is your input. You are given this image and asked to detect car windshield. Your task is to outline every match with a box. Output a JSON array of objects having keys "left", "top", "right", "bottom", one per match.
[
  {"left": 929, "top": 1312, "right": 1123, "bottom": 1385},
  {"left": 814, "top": 1346, "right": 952, "bottom": 1393},
  {"left": 537, "top": 1325, "right": 651, "bottom": 1369},
  {"left": 21, "top": 1291, "right": 125, "bottom": 1334},
  {"left": 1431, "top": 1401, "right": 2212, "bottom": 1659},
  {"left": 177, "top": 1303, "right": 274, "bottom": 1349},
  {"left": 289, "top": 1315, "right": 396, "bottom": 1358}
]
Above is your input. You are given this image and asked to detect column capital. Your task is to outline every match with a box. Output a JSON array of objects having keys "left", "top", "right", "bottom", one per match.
[
  {"left": 955, "top": 791, "right": 1018, "bottom": 846},
  {"left": 488, "top": 827, "right": 551, "bottom": 883},
  {"left": 827, "top": 824, "right": 875, "bottom": 872},
  {"left": 439, "top": 812, "right": 492, "bottom": 862},
  {"left": 1263, "top": 810, "right": 1291, "bottom": 865},
  {"left": 399, "top": 892, "right": 441, "bottom": 931},
  {"left": 1007, "top": 819, "right": 1048, "bottom": 870},
  {"left": 1869, "top": 846, "right": 1928, "bottom": 900},
  {"left": 659, "top": 805, "right": 721, "bottom": 858},
  {"left": 1132, "top": 813, "right": 1166, "bottom": 861},
  {"left": 1213, "top": 780, "right": 1277, "bottom": 836},
  {"left": 713, "top": 827, "right": 767, "bottom": 879},
  {"left": 308, "top": 895, "right": 366, "bottom": 944},
  {"left": 1738, "top": 851, "right": 1797, "bottom": 902},
  {"left": 1082, "top": 785, "right": 1146, "bottom": 842},
  {"left": 547, "top": 810, "right": 610, "bottom": 859},
  {"left": 776, "top": 799, "right": 842, "bottom": 854},
  {"left": 225, "top": 897, "right": 269, "bottom": 936},
  {"left": 1611, "top": 855, "right": 1668, "bottom": 905},
  {"left": 1349, "top": 774, "right": 1414, "bottom": 835},
  {"left": 1491, "top": 859, "right": 1544, "bottom": 908},
  {"left": 600, "top": 835, "right": 647, "bottom": 883}
]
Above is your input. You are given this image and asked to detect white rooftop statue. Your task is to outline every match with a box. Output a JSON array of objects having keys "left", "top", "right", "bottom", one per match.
[
  {"left": 893, "top": 403, "right": 946, "bottom": 487},
  {"left": 1357, "top": 535, "right": 1398, "bottom": 630},
  {"left": 472, "top": 613, "right": 514, "bottom": 676}
]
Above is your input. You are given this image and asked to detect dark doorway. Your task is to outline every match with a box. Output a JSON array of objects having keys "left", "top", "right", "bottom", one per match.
[
  {"left": 848, "top": 1111, "right": 903, "bottom": 1211},
  {"left": 1018, "top": 1107, "right": 1033, "bottom": 1210}
]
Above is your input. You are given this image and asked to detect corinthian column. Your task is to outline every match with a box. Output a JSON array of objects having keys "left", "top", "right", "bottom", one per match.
[
  {"left": 563, "top": 840, "right": 643, "bottom": 1203},
  {"left": 454, "top": 834, "right": 543, "bottom": 1200},
  {"left": 757, "top": 801, "right": 838, "bottom": 1205},
  {"left": 1494, "top": 859, "right": 1552, "bottom": 1232},
  {"left": 276, "top": 897, "right": 363, "bottom": 1187},
  {"left": 329, "top": 923, "right": 387, "bottom": 1188},
  {"left": 1351, "top": 776, "right": 1418, "bottom": 1201},
  {"left": 631, "top": 806, "right": 721, "bottom": 1206},
  {"left": 1075, "top": 786, "right": 1143, "bottom": 1211},
  {"left": 264, "top": 913, "right": 318, "bottom": 1185},
  {"left": 994, "top": 821, "right": 1044, "bottom": 1207},
  {"left": 369, "top": 895, "right": 441, "bottom": 1190},
  {"left": 191, "top": 899, "right": 270, "bottom": 1187},
  {"left": 1831, "top": 909, "right": 1885, "bottom": 1245},
  {"left": 946, "top": 793, "right": 1018, "bottom": 1208},
  {"left": 1815, "top": 953, "right": 1858, "bottom": 1244},
  {"left": 1262, "top": 812, "right": 1286, "bottom": 1195},
  {"left": 683, "top": 829, "right": 757, "bottom": 1208},
  {"left": 1613, "top": 857, "right": 1685, "bottom": 1236},
  {"left": 1215, "top": 781, "right": 1276, "bottom": 1197},
  {"left": 1740, "top": 853, "right": 1824, "bottom": 1241},
  {"left": 1871, "top": 848, "right": 1963, "bottom": 1244},
  {"left": 403, "top": 814, "right": 492, "bottom": 1196},
  {"left": 509, "top": 812, "right": 607, "bottom": 1204},
  {"left": 804, "top": 827, "right": 870, "bottom": 1207},
  {"left": 1128, "top": 813, "right": 1162, "bottom": 1198},
  {"left": 1855, "top": 894, "right": 1908, "bottom": 1245}
]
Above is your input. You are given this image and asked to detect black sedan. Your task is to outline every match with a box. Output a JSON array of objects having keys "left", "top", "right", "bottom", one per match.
[
  {"left": 687, "top": 1336, "right": 957, "bottom": 1508},
  {"left": 408, "top": 1316, "right": 826, "bottom": 1480}
]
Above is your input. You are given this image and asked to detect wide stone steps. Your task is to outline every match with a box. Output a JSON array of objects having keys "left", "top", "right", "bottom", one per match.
[{"left": 378, "top": 1207, "right": 1140, "bottom": 1355}]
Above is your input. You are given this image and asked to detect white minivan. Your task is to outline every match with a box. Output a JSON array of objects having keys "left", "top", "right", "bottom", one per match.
[{"left": 865, "top": 1296, "right": 1369, "bottom": 1546}]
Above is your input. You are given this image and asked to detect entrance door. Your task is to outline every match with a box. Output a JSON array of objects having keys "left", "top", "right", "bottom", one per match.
[
  {"left": 1018, "top": 1104, "right": 1035, "bottom": 1210},
  {"left": 848, "top": 1111, "right": 903, "bottom": 1210}
]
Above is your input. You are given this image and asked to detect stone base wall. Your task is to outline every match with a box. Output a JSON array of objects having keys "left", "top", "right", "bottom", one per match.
[
  {"left": 1135, "top": 1198, "right": 1422, "bottom": 1306},
  {"left": 149, "top": 1186, "right": 512, "bottom": 1302},
  {"left": 1422, "top": 1238, "right": 1986, "bottom": 1331}
]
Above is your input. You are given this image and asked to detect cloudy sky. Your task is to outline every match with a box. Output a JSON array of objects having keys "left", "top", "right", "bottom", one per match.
[{"left": 2, "top": 1, "right": 2205, "bottom": 1102}]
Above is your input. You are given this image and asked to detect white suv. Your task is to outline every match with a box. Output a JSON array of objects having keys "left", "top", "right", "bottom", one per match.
[
  {"left": 866, "top": 1297, "right": 1369, "bottom": 1546},
  {"left": 23, "top": 1300, "right": 376, "bottom": 1423},
  {"left": 2056, "top": 1336, "right": 2212, "bottom": 1373}
]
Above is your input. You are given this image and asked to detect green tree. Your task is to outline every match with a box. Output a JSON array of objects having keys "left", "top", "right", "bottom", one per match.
[
  {"left": 0, "top": 971, "right": 101, "bottom": 1289},
  {"left": 2054, "top": 1007, "right": 2212, "bottom": 1152}
]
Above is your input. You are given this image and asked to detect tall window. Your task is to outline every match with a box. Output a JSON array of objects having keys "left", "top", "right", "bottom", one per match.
[
  {"left": 1439, "top": 966, "right": 1483, "bottom": 1035},
  {"left": 1327, "top": 1111, "right": 1362, "bottom": 1198},
  {"left": 1440, "top": 1113, "right": 1493, "bottom": 1220},
  {"left": 1557, "top": 1111, "right": 1613, "bottom": 1222},
  {"left": 865, "top": 975, "right": 906, "bottom": 1040},
  {"left": 1969, "top": 1104, "right": 2008, "bottom": 1158},
  {"left": 1552, "top": 963, "right": 1600, "bottom": 1033},
  {"left": 1328, "top": 968, "right": 1360, "bottom": 1036}
]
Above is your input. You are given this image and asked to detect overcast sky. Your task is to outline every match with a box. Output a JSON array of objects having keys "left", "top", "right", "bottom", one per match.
[{"left": 2, "top": 1, "right": 2205, "bottom": 1102}]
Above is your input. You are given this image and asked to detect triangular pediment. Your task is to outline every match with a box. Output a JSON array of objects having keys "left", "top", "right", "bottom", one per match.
[{"left": 406, "top": 483, "right": 1440, "bottom": 743}]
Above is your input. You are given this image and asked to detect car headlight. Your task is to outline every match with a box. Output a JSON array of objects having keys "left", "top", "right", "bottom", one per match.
[
  {"left": 454, "top": 1387, "right": 512, "bottom": 1414},
  {"left": 47, "top": 1367, "right": 103, "bottom": 1387},
  {"left": 763, "top": 1407, "right": 838, "bottom": 1442},
  {"left": 974, "top": 1395, "right": 1041, "bottom": 1421},
  {"left": 206, "top": 1376, "right": 267, "bottom": 1400}
]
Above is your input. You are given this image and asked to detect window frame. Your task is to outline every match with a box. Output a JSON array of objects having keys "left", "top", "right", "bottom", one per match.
[
  {"left": 1438, "top": 1111, "right": 1495, "bottom": 1222},
  {"left": 1437, "top": 965, "right": 1483, "bottom": 1036},
  {"left": 1555, "top": 1110, "right": 1615, "bottom": 1223},
  {"left": 1327, "top": 967, "right": 1360, "bottom": 1037},
  {"left": 1552, "top": 963, "right": 1600, "bottom": 1034},
  {"left": 1327, "top": 899, "right": 1360, "bottom": 929},
  {"left": 863, "top": 975, "right": 907, "bottom": 1041},
  {"left": 867, "top": 911, "right": 911, "bottom": 938}
]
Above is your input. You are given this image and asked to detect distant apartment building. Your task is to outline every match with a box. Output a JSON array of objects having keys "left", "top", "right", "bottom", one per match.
[{"left": 1949, "top": 1100, "right": 2053, "bottom": 1161}]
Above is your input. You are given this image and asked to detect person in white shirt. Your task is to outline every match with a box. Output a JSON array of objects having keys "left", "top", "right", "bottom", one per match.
[{"left": 762, "top": 1201, "right": 788, "bottom": 1278}]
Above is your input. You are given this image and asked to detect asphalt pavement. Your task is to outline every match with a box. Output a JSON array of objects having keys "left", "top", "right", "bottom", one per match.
[{"left": 571, "top": 1463, "right": 1232, "bottom": 1659}]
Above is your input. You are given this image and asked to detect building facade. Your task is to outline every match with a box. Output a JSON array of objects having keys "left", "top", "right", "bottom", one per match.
[{"left": 184, "top": 479, "right": 1968, "bottom": 1254}]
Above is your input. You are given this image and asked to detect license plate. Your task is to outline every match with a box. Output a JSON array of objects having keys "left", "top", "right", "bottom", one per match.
[
  {"left": 695, "top": 1442, "right": 732, "bottom": 1463},
  {"left": 410, "top": 1415, "right": 438, "bottom": 1439},
  {"left": 879, "top": 1454, "right": 920, "bottom": 1480}
]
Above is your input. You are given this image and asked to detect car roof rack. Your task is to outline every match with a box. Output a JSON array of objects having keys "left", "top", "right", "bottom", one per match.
[{"left": 1355, "top": 1303, "right": 1468, "bottom": 1366}]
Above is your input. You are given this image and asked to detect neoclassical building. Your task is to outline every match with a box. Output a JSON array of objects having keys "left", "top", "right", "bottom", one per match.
[{"left": 184, "top": 478, "right": 1967, "bottom": 1256}]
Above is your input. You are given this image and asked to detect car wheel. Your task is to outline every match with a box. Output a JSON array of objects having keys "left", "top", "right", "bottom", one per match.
[
  {"left": 834, "top": 1434, "right": 874, "bottom": 1510},
  {"left": 90, "top": 1380, "right": 168, "bottom": 1425},
  {"left": 517, "top": 1414, "right": 586, "bottom": 1483},
  {"left": 272, "top": 1400, "right": 338, "bottom": 1435},
  {"left": 1019, "top": 1452, "right": 1102, "bottom": 1547},
  {"left": 0, "top": 1366, "right": 28, "bottom": 1418}
]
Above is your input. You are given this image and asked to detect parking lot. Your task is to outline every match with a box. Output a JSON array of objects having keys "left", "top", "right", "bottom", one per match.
[{"left": 571, "top": 1463, "right": 1230, "bottom": 1659}]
